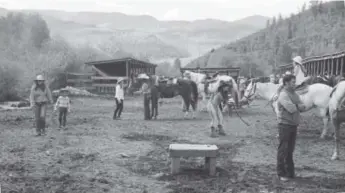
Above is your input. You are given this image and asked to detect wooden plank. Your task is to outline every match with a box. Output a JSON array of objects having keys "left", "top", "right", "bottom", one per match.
[
  {"left": 171, "top": 158, "right": 180, "bottom": 174},
  {"left": 208, "top": 157, "right": 216, "bottom": 176},
  {"left": 169, "top": 144, "right": 218, "bottom": 157},
  {"left": 91, "top": 76, "right": 127, "bottom": 80},
  {"left": 92, "top": 65, "right": 109, "bottom": 77},
  {"left": 340, "top": 57, "right": 345, "bottom": 76},
  {"left": 92, "top": 83, "right": 117, "bottom": 87},
  {"left": 67, "top": 79, "right": 92, "bottom": 83}
]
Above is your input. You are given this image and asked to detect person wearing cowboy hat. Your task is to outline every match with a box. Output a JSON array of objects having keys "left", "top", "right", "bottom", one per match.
[
  {"left": 292, "top": 56, "right": 303, "bottom": 75},
  {"left": 29, "top": 74, "right": 53, "bottom": 136},
  {"left": 113, "top": 78, "right": 125, "bottom": 120},
  {"left": 54, "top": 88, "right": 71, "bottom": 129},
  {"left": 207, "top": 80, "right": 230, "bottom": 137}
]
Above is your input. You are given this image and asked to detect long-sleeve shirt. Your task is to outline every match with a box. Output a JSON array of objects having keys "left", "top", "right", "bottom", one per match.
[
  {"left": 141, "top": 83, "right": 150, "bottom": 94},
  {"left": 277, "top": 89, "right": 302, "bottom": 126},
  {"left": 115, "top": 84, "right": 124, "bottom": 100},
  {"left": 29, "top": 84, "right": 53, "bottom": 105},
  {"left": 54, "top": 96, "right": 71, "bottom": 111}
]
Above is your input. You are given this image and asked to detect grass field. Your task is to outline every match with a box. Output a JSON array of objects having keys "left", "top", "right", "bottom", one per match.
[{"left": 0, "top": 97, "right": 345, "bottom": 193}]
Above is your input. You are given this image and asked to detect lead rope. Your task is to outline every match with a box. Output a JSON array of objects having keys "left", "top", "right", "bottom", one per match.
[{"left": 234, "top": 106, "right": 250, "bottom": 126}]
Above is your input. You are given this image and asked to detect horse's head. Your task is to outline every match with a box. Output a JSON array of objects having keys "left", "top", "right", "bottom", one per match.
[
  {"left": 183, "top": 71, "right": 191, "bottom": 79},
  {"left": 241, "top": 79, "right": 257, "bottom": 104}
]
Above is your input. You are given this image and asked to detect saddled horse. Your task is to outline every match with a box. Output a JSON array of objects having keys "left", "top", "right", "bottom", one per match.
[
  {"left": 293, "top": 62, "right": 343, "bottom": 88},
  {"left": 148, "top": 75, "right": 198, "bottom": 119},
  {"left": 327, "top": 79, "right": 345, "bottom": 160},
  {"left": 183, "top": 70, "right": 239, "bottom": 111},
  {"left": 241, "top": 79, "right": 333, "bottom": 139}
]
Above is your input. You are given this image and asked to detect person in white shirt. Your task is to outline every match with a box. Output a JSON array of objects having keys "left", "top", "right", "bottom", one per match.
[
  {"left": 113, "top": 78, "right": 124, "bottom": 119},
  {"left": 54, "top": 89, "right": 71, "bottom": 128}
]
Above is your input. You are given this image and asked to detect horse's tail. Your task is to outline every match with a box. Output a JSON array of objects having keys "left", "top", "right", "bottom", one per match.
[{"left": 190, "top": 80, "right": 198, "bottom": 103}]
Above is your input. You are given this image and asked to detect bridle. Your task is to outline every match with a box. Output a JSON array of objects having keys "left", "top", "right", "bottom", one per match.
[{"left": 242, "top": 79, "right": 257, "bottom": 103}]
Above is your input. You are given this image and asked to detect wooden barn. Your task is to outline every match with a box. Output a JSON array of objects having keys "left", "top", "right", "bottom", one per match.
[{"left": 67, "top": 57, "right": 157, "bottom": 94}]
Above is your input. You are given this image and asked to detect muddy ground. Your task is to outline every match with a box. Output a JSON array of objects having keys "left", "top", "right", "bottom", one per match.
[{"left": 1, "top": 97, "right": 345, "bottom": 193}]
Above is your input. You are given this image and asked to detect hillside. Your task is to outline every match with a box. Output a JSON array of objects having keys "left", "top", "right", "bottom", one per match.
[
  {"left": 186, "top": 1, "right": 345, "bottom": 76},
  {"left": 0, "top": 8, "right": 268, "bottom": 64}
]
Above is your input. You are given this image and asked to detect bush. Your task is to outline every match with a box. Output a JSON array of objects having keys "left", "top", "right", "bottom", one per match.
[
  {"left": 0, "top": 12, "right": 110, "bottom": 100},
  {"left": 0, "top": 66, "right": 21, "bottom": 101}
]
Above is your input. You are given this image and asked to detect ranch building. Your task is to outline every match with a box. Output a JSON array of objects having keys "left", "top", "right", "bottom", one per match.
[{"left": 66, "top": 57, "right": 157, "bottom": 94}]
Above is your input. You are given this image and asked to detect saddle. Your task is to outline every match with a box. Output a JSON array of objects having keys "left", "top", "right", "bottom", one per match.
[{"left": 295, "top": 82, "right": 309, "bottom": 95}]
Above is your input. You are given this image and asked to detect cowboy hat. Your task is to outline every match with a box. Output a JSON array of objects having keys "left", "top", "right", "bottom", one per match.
[
  {"left": 285, "top": 71, "right": 292, "bottom": 75},
  {"left": 137, "top": 74, "right": 150, "bottom": 79},
  {"left": 117, "top": 78, "right": 125, "bottom": 83},
  {"left": 292, "top": 56, "right": 303, "bottom": 65},
  {"left": 35, "top": 75, "right": 45, "bottom": 81},
  {"left": 59, "top": 88, "right": 69, "bottom": 93}
]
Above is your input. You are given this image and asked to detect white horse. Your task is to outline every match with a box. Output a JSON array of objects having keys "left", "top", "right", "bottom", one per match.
[
  {"left": 183, "top": 70, "right": 239, "bottom": 111},
  {"left": 328, "top": 81, "right": 345, "bottom": 160},
  {"left": 242, "top": 79, "right": 333, "bottom": 139}
]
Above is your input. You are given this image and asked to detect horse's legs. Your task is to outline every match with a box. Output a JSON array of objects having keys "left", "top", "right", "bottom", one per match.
[
  {"left": 191, "top": 98, "right": 197, "bottom": 119},
  {"left": 319, "top": 108, "right": 329, "bottom": 139},
  {"left": 201, "top": 91, "right": 207, "bottom": 111},
  {"left": 331, "top": 119, "right": 340, "bottom": 160},
  {"left": 182, "top": 95, "right": 190, "bottom": 118}
]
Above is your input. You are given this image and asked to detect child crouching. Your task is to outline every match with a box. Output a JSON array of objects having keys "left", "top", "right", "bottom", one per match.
[
  {"left": 54, "top": 89, "right": 71, "bottom": 129},
  {"left": 207, "top": 81, "right": 231, "bottom": 137}
]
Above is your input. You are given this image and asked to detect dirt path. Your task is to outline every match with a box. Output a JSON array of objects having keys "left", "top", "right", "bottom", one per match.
[{"left": 0, "top": 97, "right": 345, "bottom": 193}]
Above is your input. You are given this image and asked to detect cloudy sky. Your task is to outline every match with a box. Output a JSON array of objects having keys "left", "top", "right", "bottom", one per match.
[{"left": 0, "top": 0, "right": 328, "bottom": 21}]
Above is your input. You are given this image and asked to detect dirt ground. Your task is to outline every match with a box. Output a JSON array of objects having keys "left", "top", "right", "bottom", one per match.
[{"left": 1, "top": 96, "right": 345, "bottom": 193}]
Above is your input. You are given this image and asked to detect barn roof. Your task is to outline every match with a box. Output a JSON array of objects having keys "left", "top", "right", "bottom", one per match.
[{"left": 85, "top": 57, "right": 157, "bottom": 67}]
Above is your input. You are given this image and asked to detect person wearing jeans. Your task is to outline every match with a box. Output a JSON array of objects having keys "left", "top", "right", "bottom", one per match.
[
  {"left": 29, "top": 75, "right": 53, "bottom": 136},
  {"left": 276, "top": 74, "right": 306, "bottom": 181},
  {"left": 113, "top": 78, "right": 124, "bottom": 119},
  {"left": 54, "top": 89, "right": 71, "bottom": 129}
]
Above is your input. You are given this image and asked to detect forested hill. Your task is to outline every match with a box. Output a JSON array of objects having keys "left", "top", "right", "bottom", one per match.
[{"left": 186, "top": 1, "right": 345, "bottom": 76}]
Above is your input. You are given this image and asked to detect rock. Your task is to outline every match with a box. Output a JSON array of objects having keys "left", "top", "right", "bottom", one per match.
[
  {"left": 152, "top": 172, "right": 165, "bottom": 179},
  {"left": 119, "top": 153, "right": 130, "bottom": 158}
]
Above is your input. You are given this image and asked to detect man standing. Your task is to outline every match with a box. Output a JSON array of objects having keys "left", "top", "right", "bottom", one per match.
[{"left": 276, "top": 74, "right": 306, "bottom": 181}]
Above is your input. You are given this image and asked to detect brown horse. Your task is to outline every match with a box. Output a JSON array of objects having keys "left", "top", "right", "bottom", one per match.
[{"left": 148, "top": 75, "right": 199, "bottom": 119}]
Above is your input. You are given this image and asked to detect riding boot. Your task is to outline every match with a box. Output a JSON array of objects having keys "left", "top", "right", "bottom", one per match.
[
  {"left": 210, "top": 126, "right": 217, "bottom": 138},
  {"left": 218, "top": 125, "right": 226, "bottom": 136}
]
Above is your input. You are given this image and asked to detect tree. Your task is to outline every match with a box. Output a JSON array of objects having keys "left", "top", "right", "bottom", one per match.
[
  {"left": 310, "top": 0, "right": 319, "bottom": 18},
  {"left": 301, "top": 2, "right": 307, "bottom": 12},
  {"left": 287, "top": 20, "right": 293, "bottom": 39},
  {"left": 271, "top": 17, "right": 277, "bottom": 26},
  {"left": 318, "top": 1, "right": 324, "bottom": 14},
  {"left": 266, "top": 19, "right": 270, "bottom": 28},
  {"left": 278, "top": 14, "right": 283, "bottom": 24},
  {"left": 173, "top": 58, "right": 181, "bottom": 69},
  {"left": 28, "top": 14, "right": 50, "bottom": 48},
  {"left": 297, "top": 45, "right": 306, "bottom": 58},
  {"left": 279, "top": 43, "right": 293, "bottom": 64}
]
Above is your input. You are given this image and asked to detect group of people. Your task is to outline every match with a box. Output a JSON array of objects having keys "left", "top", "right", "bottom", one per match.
[
  {"left": 28, "top": 62, "right": 304, "bottom": 182},
  {"left": 29, "top": 75, "right": 71, "bottom": 136}
]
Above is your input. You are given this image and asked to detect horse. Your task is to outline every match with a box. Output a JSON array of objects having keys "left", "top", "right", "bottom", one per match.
[
  {"left": 183, "top": 70, "right": 239, "bottom": 111},
  {"left": 241, "top": 79, "right": 334, "bottom": 139},
  {"left": 149, "top": 75, "right": 198, "bottom": 119},
  {"left": 328, "top": 80, "right": 345, "bottom": 160},
  {"left": 292, "top": 62, "right": 345, "bottom": 87}
]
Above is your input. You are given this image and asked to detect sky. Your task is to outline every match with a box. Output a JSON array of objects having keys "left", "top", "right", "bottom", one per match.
[{"left": 0, "top": 0, "right": 331, "bottom": 21}]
